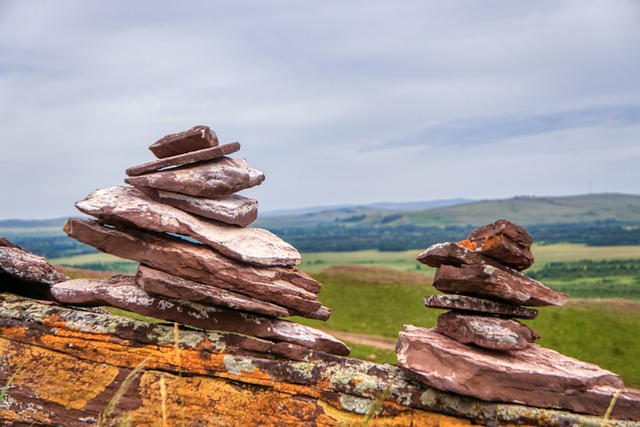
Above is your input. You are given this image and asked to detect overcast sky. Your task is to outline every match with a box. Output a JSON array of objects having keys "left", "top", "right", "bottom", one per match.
[{"left": 1, "top": 1, "right": 639, "bottom": 220}]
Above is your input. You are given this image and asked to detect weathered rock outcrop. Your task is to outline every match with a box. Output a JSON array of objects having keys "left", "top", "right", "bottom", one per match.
[{"left": 2, "top": 293, "right": 639, "bottom": 427}]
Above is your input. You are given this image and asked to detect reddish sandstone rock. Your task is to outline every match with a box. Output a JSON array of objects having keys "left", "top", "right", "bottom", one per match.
[
  {"left": 136, "top": 265, "right": 324, "bottom": 319},
  {"left": 64, "top": 218, "right": 321, "bottom": 313},
  {"left": 50, "top": 275, "right": 349, "bottom": 356},
  {"left": 139, "top": 188, "right": 258, "bottom": 227},
  {"left": 424, "top": 294, "right": 538, "bottom": 319},
  {"left": 74, "top": 186, "right": 300, "bottom": 267},
  {"left": 435, "top": 311, "right": 540, "bottom": 351},
  {"left": 458, "top": 219, "right": 534, "bottom": 271},
  {"left": 433, "top": 263, "right": 568, "bottom": 307},
  {"left": 0, "top": 237, "right": 68, "bottom": 300},
  {"left": 148, "top": 125, "right": 218, "bottom": 158},
  {"left": 125, "top": 157, "right": 265, "bottom": 199},
  {"left": 126, "top": 142, "right": 240, "bottom": 176},
  {"left": 396, "top": 325, "right": 633, "bottom": 418}
]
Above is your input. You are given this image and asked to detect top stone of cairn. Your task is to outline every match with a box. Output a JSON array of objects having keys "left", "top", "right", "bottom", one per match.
[
  {"left": 149, "top": 125, "right": 219, "bottom": 158},
  {"left": 457, "top": 219, "right": 534, "bottom": 271}
]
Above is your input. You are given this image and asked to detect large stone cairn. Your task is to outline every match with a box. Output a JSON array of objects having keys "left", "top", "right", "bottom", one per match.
[
  {"left": 53, "top": 125, "right": 350, "bottom": 357},
  {"left": 396, "top": 219, "right": 631, "bottom": 417}
]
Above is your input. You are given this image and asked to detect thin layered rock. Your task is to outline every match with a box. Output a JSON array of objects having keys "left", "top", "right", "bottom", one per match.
[
  {"left": 435, "top": 311, "right": 540, "bottom": 351},
  {"left": 75, "top": 186, "right": 300, "bottom": 267},
  {"left": 0, "top": 237, "right": 68, "bottom": 300},
  {"left": 433, "top": 263, "right": 568, "bottom": 307},
  {"left": 50, "top": 275, "right": 349, "bottom": 356},
  {"left": 418, "top": 241, "right": 568, "bottom": 307},
  {"left": 138, "top": 188, "right": 258, "bottom": 227},
  {"left": 125, "top": 157, "right": 265, "bottom": 199},
  {"left": 0, "top": 237, "right": 68, "bottom": 285},
  {"left": 424, "top": 294, "right": 538, "bottom": 319},
  {"left": 136, "top": 265, "right": 293, "bottom": 318},
  {"left": 64, "top": 218, "right": 324, "bottom": 316},
  {"left": 126, "top": 142, "right": 240, "bottom": 176},
  {"left": 148, "top": 124, "right": 218, "bottom": 158}
]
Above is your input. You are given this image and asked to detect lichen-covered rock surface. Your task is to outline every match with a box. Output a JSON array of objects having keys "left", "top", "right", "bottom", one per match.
[{"left": 2, "top": 293, "right": 639, "bottom": 427}]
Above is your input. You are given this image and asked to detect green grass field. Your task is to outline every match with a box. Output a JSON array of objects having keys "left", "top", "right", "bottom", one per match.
[
  {"left": 301, "top": 243, "right": 640, "bottom": 272},
  {"left": 294, "top": 266, "right": 640, "bottom": 387},
  {"left": 50, "top": 252, "right": 138, "bottom": 274}
]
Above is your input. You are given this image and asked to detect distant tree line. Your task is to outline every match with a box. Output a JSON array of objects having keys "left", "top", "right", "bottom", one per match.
[
  {"left": 527, "top": 259, "right": 640, "bottom": 280},
  {"left": 7, "top": 235, "right": 97, "bottom": 259},
  {"left": 268, "top": 220, "right": 640, "bottom": 252},
  {"left": 6, "top": 219, "right": 640, "bottom": 259}
]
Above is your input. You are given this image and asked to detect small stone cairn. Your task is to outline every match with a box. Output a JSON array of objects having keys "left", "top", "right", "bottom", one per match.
[
  {"left": 396, "top": 220, "right": 633, "bottom": 417},
  {"left": 422, "top": 219, "right": 552, "bottom": 351},
  {"left": 52, "top": 125, "right": 350, "bottom": 358}
]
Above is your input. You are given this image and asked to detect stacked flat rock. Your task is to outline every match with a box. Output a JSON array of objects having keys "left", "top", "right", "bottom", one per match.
[
  {"left": 420, "top": 219, "right": 559, "bottom": 351},
  {"left": 53, "top": 125, "right": 349, "bottom": 357},
  {"left": 396, "top": 220, "right": 629, "bottom": 417}
]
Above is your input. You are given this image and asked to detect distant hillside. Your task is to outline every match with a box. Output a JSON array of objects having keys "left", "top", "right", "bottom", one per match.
[
  {"left": 259, "top": 198, "right": 472, "bottom": 219},
  {"left": 256, "top": 193, "right": 640, "bottom": 229},
  {"left": 405, "top": 193, "right": 640, "bottom": 226},
  {"left": 3, "top": 193, "right": 640, "bottom": 256},
  {"left": 256, "top": 193, "right": 640, "bottom": 252},
  {"left": 255, "top": 198, "right": 472, "bottom": 227}
]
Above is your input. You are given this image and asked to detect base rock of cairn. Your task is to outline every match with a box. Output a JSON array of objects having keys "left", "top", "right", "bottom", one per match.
[
  {"left": 52, "top": 125, "right": 349, "bottom": 357},
  {"left": 397, "top": 219, "right": 639, "bottom": 419}
]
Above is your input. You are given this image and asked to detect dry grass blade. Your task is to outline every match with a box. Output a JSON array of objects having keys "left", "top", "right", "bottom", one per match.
[
  {"left": 0, "top": 362, "right": 25, "bottom": 403},
  {"left": 96, "top": 356, "right": 150, "bottom": 427},
  {"left": 600, "top": 389, "right": 621, "bottom": 427},
  {"left": 160, "top": 376, "right": 168, "bottom": 427}
]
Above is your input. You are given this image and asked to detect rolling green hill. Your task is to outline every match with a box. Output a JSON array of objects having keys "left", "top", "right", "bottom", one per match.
[
  {"left": 405, "top": 193, "right": 640, "bottom": 226},
  {"left": 255, "top": 193, "right": 640, "bottom": 251},
  {"left": 255, "top": 193, "right": 640, "bottom": 228}
]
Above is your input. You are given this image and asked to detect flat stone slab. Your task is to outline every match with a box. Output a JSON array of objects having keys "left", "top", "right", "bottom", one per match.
[
  {"left": 139, "top": 188, "right": 258, "bottom": 227},
  {"left": 75, "top": 186, "right": 300, "bottom": 267},
  {"left": 424, "top": 294, "right": 538, "bottom": 319},
  {"left": 0, "top": 238, "right": 68, "bottom": 285},
  {"left": 126, "top": 142, "right": 240, "bottom": 176},
  {"left": 149, "top": 125, "right": 218, "bottom": 158},
  {"left": 458, "top": 219, "right": 534, "bottom": 271},
  {"left": 136, "top": 265, "right": 326, "bottom": 319},
  {"left": 435, "top": 311, "right": 540, "bottom": 351},
  {"left": 396, "top": 325, "right": 630, "bottom": 418},
  {"left": 0, "top": 237, "right": 68, "bottom": 300},
  {"left": 125, "top": 157, "right": 265, "bottom": 199},
  {"left": 434, "top": 263, "right": 568, "bottom": 307},
  {"left": 50, "top": 275, "right": 349, "bottom": 356},
  {"left": 64, "top": 218, "right": 322, "bottom": 315}
]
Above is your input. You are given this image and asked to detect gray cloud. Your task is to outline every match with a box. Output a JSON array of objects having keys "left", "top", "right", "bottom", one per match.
[{"left": 369, "top": 105, "right": 640, "bottom": 150}]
